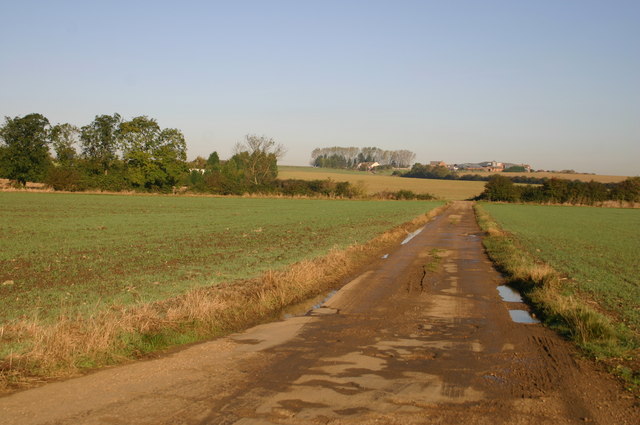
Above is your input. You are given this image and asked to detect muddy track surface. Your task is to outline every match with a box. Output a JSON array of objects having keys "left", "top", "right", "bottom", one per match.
[{"left": 1, "top": 201, "right": 638, "bottom": 424}]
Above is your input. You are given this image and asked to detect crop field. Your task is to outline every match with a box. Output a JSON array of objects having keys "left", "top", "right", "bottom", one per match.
[
  {"left": 481, "top": 203, "right": 640, "bottom": 331},
  {"left": 0, "top": 192, "right": 442, "bottom": 323},
  {"left": 278, "top": 166, "right": 485, "bottom": 200}
]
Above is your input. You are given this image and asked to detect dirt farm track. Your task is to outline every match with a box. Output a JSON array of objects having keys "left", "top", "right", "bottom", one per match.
[{"left": 0, "top": 202, "right": 637, "bottom": 424}]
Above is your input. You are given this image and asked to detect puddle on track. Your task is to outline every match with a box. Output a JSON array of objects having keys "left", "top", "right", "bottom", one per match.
[
  {"left": 401, "top": 228, "right": 424, "bottom": 245},
  {"left": 509, "top": 310, "right": 540, "bottom": 324},
  {"left": 281, "top": 290, "right": 338, "bottom": 319},
  {"left": 497, "top": 285, "right": 523, "bottom": 303}
]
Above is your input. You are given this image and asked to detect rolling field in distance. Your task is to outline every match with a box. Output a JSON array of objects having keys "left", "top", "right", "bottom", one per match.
[
  {"left": 481, "top": 203, "right": 640, "bottom": 331},
  {"left": 0, "top": 192, "right": 442, "bottom": 323},
  {"left": 278, "top": 166, "right": 485, "bottom": 200},
  {"left": 469, "top": 170, "right": 630, "bottom": 183}
]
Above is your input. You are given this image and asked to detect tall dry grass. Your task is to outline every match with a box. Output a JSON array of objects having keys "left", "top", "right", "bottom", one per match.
[{"left": 0, "top": 205, "right": 448, "bottom": 393}]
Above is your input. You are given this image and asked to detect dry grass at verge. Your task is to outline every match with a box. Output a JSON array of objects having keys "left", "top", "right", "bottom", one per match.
[
  {"left": 474, "top": 204, "right": 639, "bottom": 394},
  {"left": 0, "top": 204, "right": 448, "bottom": 393}
]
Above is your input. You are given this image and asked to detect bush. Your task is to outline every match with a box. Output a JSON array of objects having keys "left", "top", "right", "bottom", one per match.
[
  {"left": 372, "top": 190, "right": 435, "bottom": 200},
  {"left": 84, "top": 172, "right": 131, "bottom": 192},
  {"left": 45, "top": 166, "right": 86, "bottom": 191},
  {"left": 274, "top": 179, "right": 362, "bottom": 198},
  {"left": 480, "top": 175, "right": 520, "bottom": 202}
]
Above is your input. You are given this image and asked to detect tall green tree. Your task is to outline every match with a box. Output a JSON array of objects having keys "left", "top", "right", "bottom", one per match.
[
  {"left": 206, "top": 151, "right": 220, "bottom": 170},
  {"left": 50, "top": 123, "right": 79, "bottom": 165},
  {"left": 0, "top": 113, "right": 52, "bottom": 184},
  {"left": 80, "top": 113, "right": 121, "bottom": 174},
  {"left": 118, "top": 116, "right": 187, "bottom": 190}
]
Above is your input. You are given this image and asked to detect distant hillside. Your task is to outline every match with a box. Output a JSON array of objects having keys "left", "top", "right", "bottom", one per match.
[{"left": 278, "top": 166, "right": 485, "bottom": 200}]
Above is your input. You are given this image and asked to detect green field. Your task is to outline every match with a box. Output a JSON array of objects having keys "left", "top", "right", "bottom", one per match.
[
  {"left": 481, "top": 203, "right": 640, "bottom": 331},
  {"left": 0, "top": 192, "right": 441, "bottom": 322}
]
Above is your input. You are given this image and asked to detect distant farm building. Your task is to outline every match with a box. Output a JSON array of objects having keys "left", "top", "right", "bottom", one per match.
[
  {"left": 452, "top": 161, "right": 531, "bottom": 173},
  {"left": 481, "top": 161, "right": 504, "bottom": 172},
  {"left": 356, "top": 162, "right": 380, "bottom": 171}
]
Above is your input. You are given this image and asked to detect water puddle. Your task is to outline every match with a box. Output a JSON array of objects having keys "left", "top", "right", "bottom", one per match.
[
  {"left": 382, "top": 254, "right": 389, "bottom": 259},
  {"left": 482, "top": 374, "right": 506, "bottom": 384},
  {"left": 401, "top": 227, "right": 424, "bottom": 245},
  {"left": 508, "top": 310, "right": 540, "bottom": 324},
  {"left": 281, "top": 290, "right": 338, "bottom": 318},
  {"left": 497, "top": 285, "right": 523, "bottom": 303}
]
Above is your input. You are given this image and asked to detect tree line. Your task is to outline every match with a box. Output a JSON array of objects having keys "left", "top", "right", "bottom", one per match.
[
  {"left": 397, "top": 163, "right": 547, "bottom": 184},
  {"left": 182, "top": 135, "right": 291, "bottom": 195},
  {"left": 478, "top": 174, "right": 640, "bottom": 205},
  {"left": 0, "top": 113, "right": 188, "bottom": 191},
  {"left": 0, "top": 113, "right": 433, "bottom": 199},
  {"left": 310, "top": 147, "right": 415, "bottom": 169},
  {"left": 0, "top": 113, "right": 295, "bottom": 195}
]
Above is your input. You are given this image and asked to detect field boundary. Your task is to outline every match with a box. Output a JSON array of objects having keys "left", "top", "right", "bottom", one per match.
[
  {"left": 0, "top": 203, "right": 448, "bottom": 394},
  {"left": 473, "top": 203, "right": 639, "bottom": 394},
  {"left": 479, "top": 200, "right": 640, "bottom": 209},
  {"left": 0, "top": 185, "right": 435, "bottom": 201}
]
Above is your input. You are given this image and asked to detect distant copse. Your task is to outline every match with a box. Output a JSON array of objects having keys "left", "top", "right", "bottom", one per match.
[{"left": 310, "top": 147, "right": 415, "bottom": 169}]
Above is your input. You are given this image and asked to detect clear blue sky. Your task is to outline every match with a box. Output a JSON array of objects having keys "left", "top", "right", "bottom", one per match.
[{"left": 1, "top": 0, "right": 638, "bottom": 175}]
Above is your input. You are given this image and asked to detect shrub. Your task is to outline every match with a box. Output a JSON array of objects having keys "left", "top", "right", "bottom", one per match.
[{"left": 45, "top": 166, "right": 85, "bottom": 191}]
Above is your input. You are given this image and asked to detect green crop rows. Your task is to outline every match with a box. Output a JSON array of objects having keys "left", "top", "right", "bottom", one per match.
[
  {"left": 0, "top": 192, "right": 441, "bottom": 322},
  {"left": 481, "top": 203, "right": 640, "bottom": 331}
]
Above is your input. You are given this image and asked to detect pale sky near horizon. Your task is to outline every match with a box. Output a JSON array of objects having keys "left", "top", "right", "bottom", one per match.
[{"left": 1, "top": 1, "right": 638, "bottom": 175}]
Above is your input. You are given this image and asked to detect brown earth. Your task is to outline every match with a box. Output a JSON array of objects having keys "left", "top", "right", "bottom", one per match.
[{"left": 0, "top": 201, "right": 638, "bottom": 424}]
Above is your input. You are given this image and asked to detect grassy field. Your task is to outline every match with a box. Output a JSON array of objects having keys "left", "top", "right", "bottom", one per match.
[
  {"left": 0, "top": 192, "right": 441, "bottom": 323},
  {"left": 480, "top": 203, "right": 640, "bottom": 332},
  {"left": 278, "top": 166, "right": 485, "bottom": 200}
]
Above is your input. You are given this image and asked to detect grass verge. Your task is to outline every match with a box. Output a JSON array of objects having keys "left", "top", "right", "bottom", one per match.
[
  {"left": 474, "top": 203, "right": 639, "bottom": 394},
  {"left": 0, "top": 204, "right": 448, "bottom": 393}
]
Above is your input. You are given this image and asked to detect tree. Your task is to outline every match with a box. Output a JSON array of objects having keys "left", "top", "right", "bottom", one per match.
[
  {"left": 503, "top": 165, "right": 526, "bottom": 172},
  {"left": 206, "top": 151, "right": 220, "bottom": 170},
  {"left": 310, "top": 146, "right": 415, "bottom": 169},
  {"left": 542, "top": 178, "right": 570, "bottom": 203},
  {"left": 482, "top": 175, "right": 520, "bottom": 202},
  {"left": 189, "top": 156, "right": 207, "bottom": 169},
  {"left": 118, "top": 116, "right": 187, "bottom": 190},
  {"left": 0, "top": 113, "right": 52, "bottom": 184},
  {"left": 232, "top": 134, "right": 285, "bottom": 187},
  {"left": 0, "top": 145, "right": 8, "bottom": 177},
  {"left": 611, "top": 177, "right": 640, "bottom": 203},
  {"left": 395, "top": 150, "right": 416, "bottom": 168},
  {"left": 234, "top": 134, "right": 286, "bottom": 159},
  {"left": 155, "top": 127, "right": 188, "bottom": 186},
  {"left": 50, "top": 123, "right": 79, "bottom": 165},
  {"left": 80, "top": 113, "right": 122, "bottom": 174},
  {"left": 314, "top": 153, "right": 347, "bottom": 169}
]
